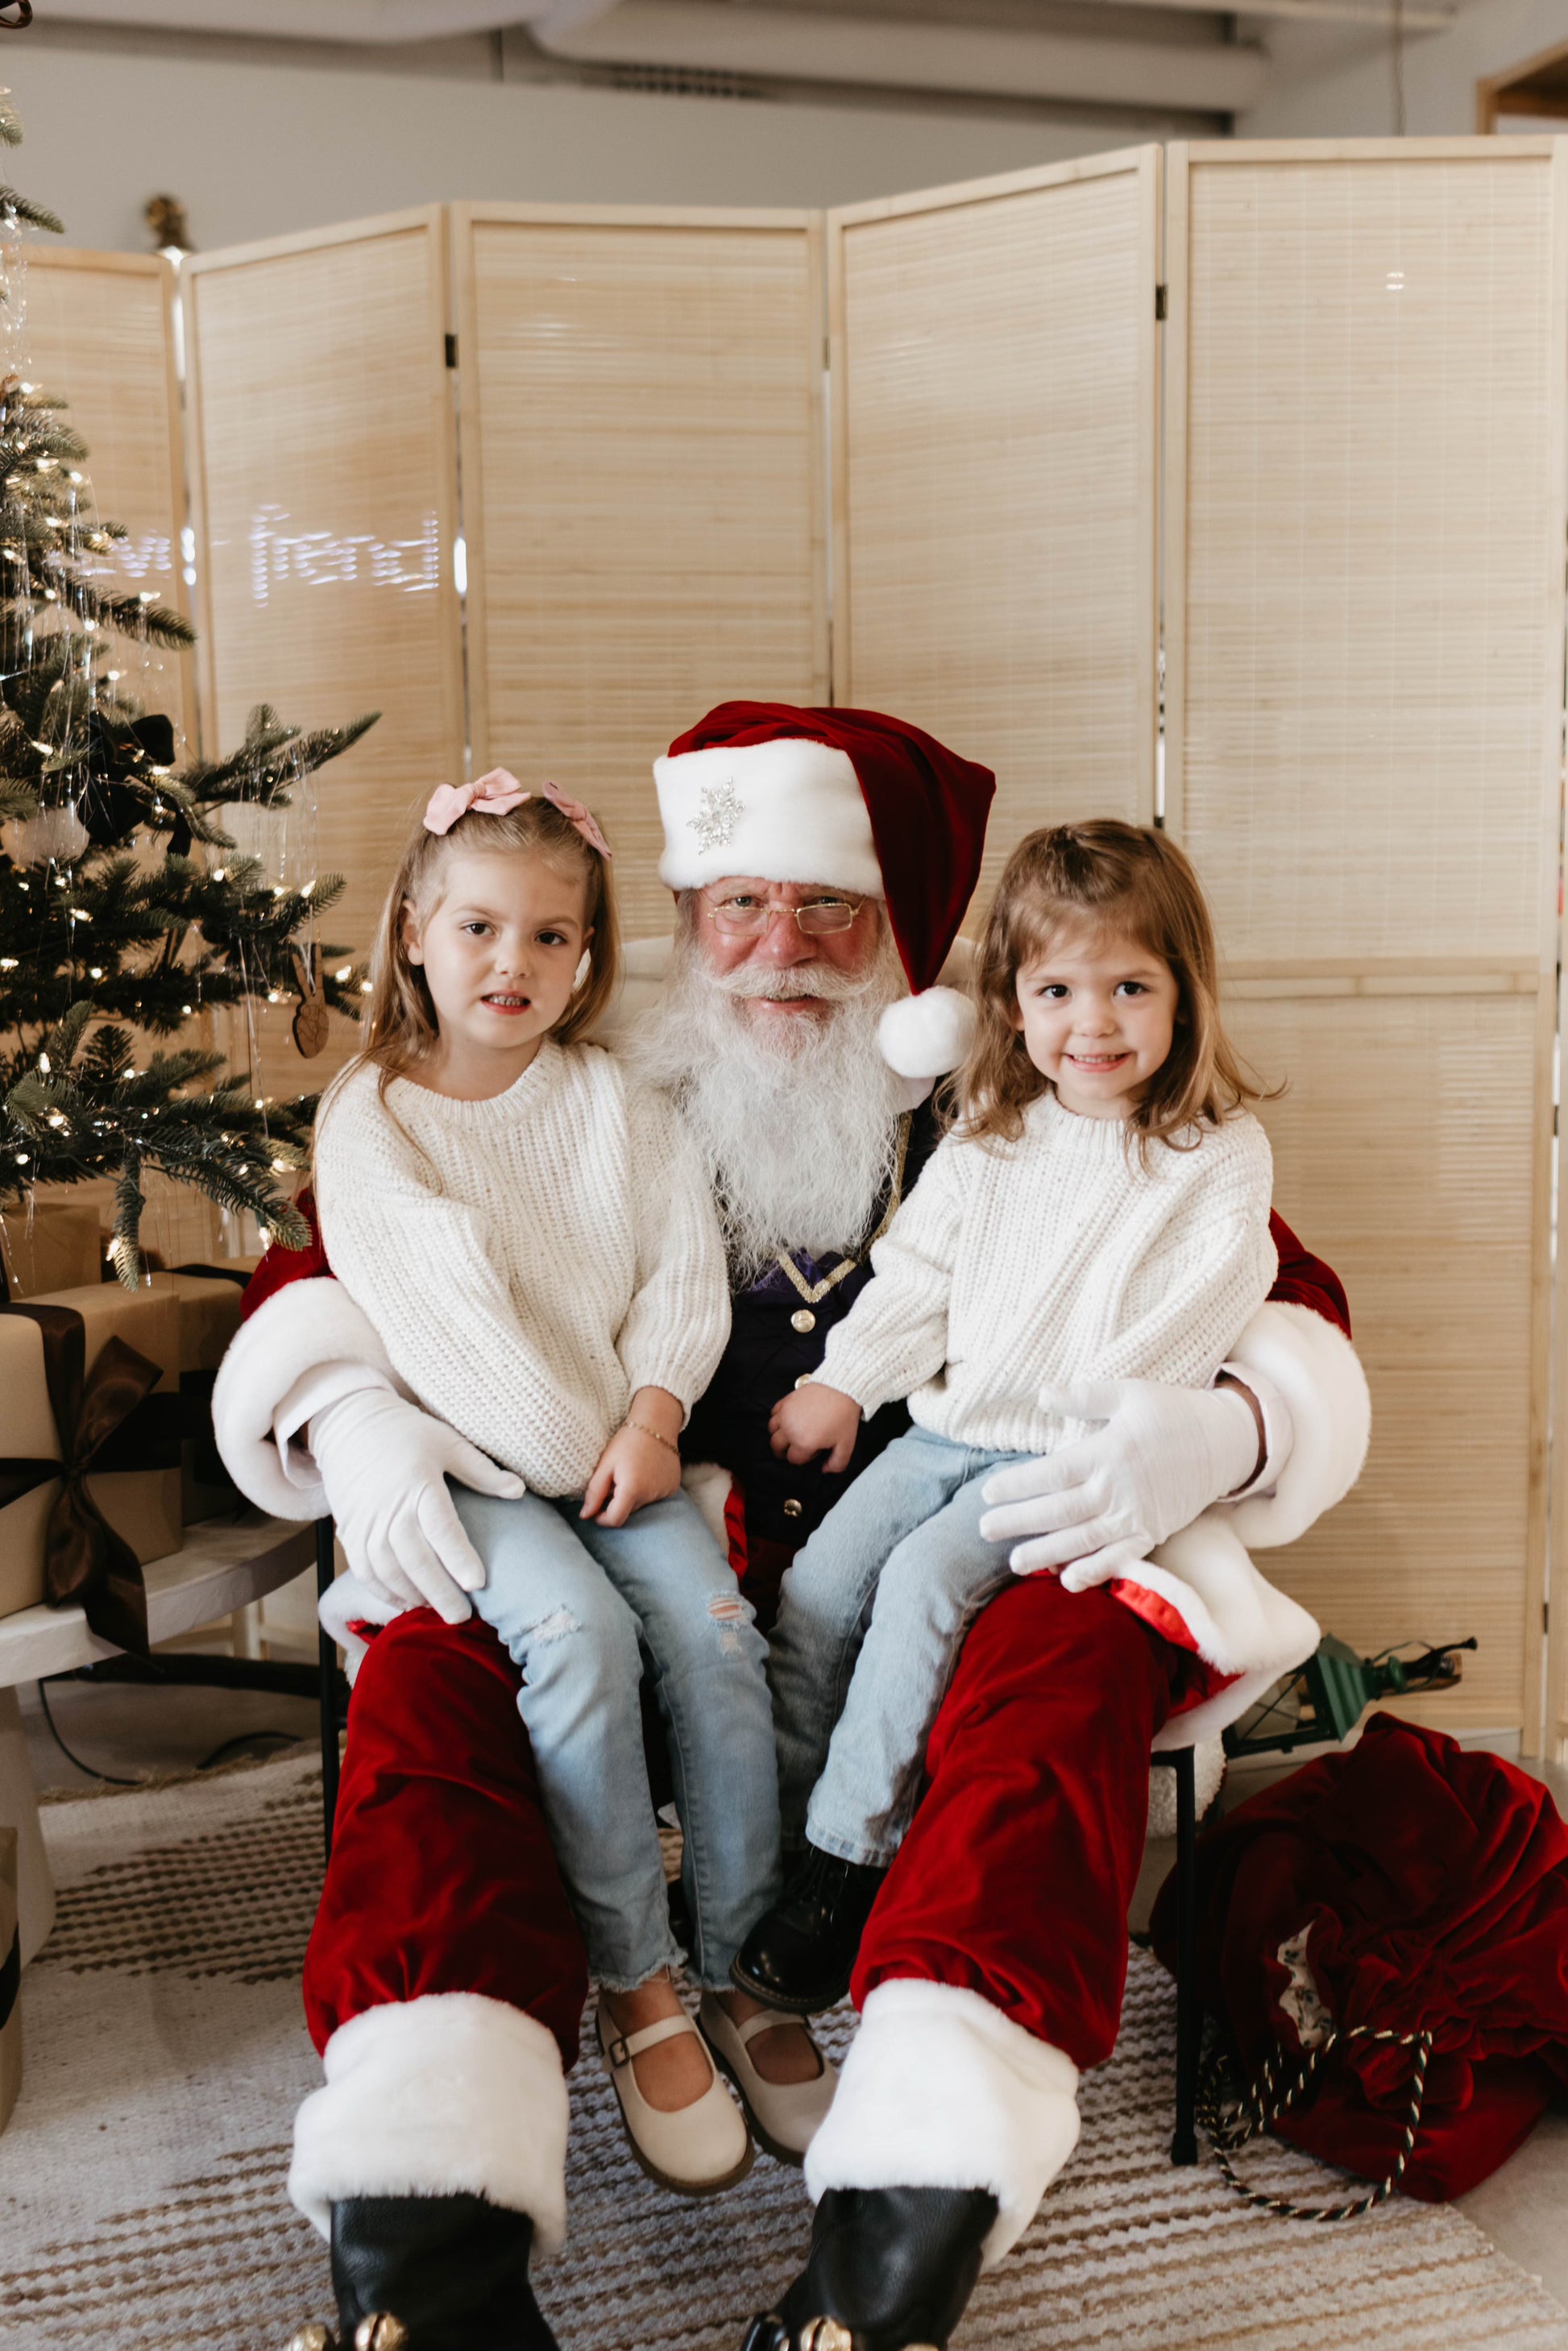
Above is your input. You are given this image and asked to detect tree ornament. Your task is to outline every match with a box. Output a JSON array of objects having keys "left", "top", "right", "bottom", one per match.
[{"left": 289, "top": 941, "right": 329, "bottom": 1059}]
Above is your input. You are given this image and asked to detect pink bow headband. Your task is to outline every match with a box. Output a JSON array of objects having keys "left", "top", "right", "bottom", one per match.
[{"left": 422, "top": 769, "right": 612, "bottom": 859}]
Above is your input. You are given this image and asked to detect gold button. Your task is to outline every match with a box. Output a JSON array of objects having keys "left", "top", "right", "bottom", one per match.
[
  {"left": 782, "top": 1498, "right": 803, "bottom": 1519},
  {"left": 794, "top": 1373, "right": 814, "bottom": 1391},
  {"left": 791, "top": 1308, "right": 816, "bottom": 1333}
]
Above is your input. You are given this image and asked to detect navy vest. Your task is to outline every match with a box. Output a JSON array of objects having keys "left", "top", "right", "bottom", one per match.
[{"left": 682, "top": 1098, "right": 942, "bottom": 1553}]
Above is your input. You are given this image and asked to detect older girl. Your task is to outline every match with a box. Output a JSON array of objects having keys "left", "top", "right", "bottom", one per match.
[{"left": 313, "top": 771, "right": 832, "bottom": 2190}]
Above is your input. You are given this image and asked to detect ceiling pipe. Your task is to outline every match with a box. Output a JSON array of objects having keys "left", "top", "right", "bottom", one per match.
[
  {"left": 532, "top": 0, "right": 1267, "bottom": 114},
  {"left": 24, "top": 0, "right": 623, "bottom": 42}
]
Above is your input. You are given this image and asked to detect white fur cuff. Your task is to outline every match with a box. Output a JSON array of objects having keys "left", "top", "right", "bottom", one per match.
[
  {"left": 1222, "top": 1300, "right": 1371, "bottom": 1551},
  {"left": 804, "top": 1980, "right": 1080, "bottom": 2267},
  {"left": 211, "top": 1277, "right": 399, "bottom": 1518},
  {"left": 289, "top": 1994, "right": 570, "bottom": 2255}
]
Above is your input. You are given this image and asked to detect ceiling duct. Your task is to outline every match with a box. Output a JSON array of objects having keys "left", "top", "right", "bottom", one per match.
[{"left": 530, "top": 1, "right": 1267, "bottom": 115}]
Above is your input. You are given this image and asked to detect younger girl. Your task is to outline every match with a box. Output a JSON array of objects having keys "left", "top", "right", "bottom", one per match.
[
  {"left": 313, "top": 771, "right": 832, "bottom": 2192},
  {"left": 735, "top": 819, "right": 1277, "bottom": 2013}
]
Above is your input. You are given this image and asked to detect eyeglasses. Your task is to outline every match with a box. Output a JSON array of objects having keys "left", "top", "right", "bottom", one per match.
[{"left": 703, "top": 891, "right": 865, "bottom": 939}]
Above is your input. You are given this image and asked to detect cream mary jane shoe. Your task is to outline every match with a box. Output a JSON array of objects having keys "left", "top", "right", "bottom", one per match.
[
  {"left": 698, "top": 1991, "right": 838, "bottom": 2166},
  {"left": 597, "top": 2003, "right": 754, "bottom": 2197}
]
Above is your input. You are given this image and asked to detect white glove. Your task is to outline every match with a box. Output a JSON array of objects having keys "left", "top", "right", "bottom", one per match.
[
  {"left": 307, "top": 1387, "right": 525, "bottom": 1625},
  {"left": 978, "top": 1377, "right": 1261, "bottom": 1588}
]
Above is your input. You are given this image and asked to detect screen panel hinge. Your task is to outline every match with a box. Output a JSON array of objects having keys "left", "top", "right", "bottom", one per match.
[
  {"left": 1155, "top": 284, "right": 1168, "bottom": 321},
  {"left": 445, "top": 333, "right": 458, "bottom": 369}
]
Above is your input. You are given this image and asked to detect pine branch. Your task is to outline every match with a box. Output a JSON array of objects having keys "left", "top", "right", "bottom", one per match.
[{"left": 0, "top": 188, "right": 64, "bottom": 238}]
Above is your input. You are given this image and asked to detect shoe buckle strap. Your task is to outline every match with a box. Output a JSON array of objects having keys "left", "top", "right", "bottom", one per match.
[{"left": 604, "top": 2009, "right": 700, "bottom": 2067}]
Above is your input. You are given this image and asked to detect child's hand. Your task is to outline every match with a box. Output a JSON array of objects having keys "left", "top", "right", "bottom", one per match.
[
  {"left": 769, "top": 1381, "right": 862, "bottom": 1474},
  {"left": 582, "top": 1387, "right": 683, "bottom": 1526}
]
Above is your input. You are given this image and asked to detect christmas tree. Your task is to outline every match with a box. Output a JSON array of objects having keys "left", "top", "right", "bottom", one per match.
[{"left": 0, "top": 97, "right": 375, "bottom": 1285}]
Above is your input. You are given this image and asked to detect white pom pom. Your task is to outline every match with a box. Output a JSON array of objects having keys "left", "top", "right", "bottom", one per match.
[
  {"left": 877, "top": 985, "right": 975, "bottom": 1081},
  {"left": 3, "top": 803, "right": 89, "bottom": 867}
]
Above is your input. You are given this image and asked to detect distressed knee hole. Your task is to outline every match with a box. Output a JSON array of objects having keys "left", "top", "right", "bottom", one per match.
[
  {"left": 526, "top": 1606, "right": 579, "bottom": 1645},
  {"left": 708, "top": 1590, "right": 749, "bottom": 1656}
]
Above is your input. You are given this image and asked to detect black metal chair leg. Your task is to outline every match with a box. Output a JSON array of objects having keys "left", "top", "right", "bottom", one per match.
[
  {"left": 316, "top": 1516, "right": 341, "bottom": 1862},
  {"left": 1171, "top": 1743, "right": 1199, "bottom": 2165}
]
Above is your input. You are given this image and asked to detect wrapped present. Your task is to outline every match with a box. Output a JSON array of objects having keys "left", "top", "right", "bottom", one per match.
[
  {"left": 0, "top": 1826, "right": 17, "bottom": 2137},
  {"left": 151, "top": 1265, "right": 251, "bottom": 1524},
  {"left": 0, "top": 1283, "right": 184, "bottom": 1650},
  {"left": 0, "top": 1197, "right": 102, "bottom": 1299}
]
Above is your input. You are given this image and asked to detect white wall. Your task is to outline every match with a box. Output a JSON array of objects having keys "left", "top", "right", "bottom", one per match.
[
  {"left": 1241, "top": 0, "right": 1565, "bottom": 139},
  {"left": 3, "top": 44, "right": 1151, "bottom": 255}
]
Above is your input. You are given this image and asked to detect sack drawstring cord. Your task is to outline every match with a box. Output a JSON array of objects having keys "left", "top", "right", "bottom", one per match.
[{"left": 1196, "top": 2021, "right": 1435, "bottom": 2222}]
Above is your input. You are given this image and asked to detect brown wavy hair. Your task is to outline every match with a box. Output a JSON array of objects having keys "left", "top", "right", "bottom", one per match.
[
  {"left": 323, "top": 790, "right": 620, "bottom": 1122},
  {"left": 954, "top": 819, "right": 1263, "bottom": 1161}
]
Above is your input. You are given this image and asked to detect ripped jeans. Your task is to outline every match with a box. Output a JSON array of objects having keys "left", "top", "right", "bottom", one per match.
[{"left": 453, "top": 1483, "right": 781, "bottom": 1992}]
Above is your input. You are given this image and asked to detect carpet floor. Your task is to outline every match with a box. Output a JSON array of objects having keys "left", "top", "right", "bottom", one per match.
[{"left": 3, "top": 1751, "right": 1566, "bottom": 2351}]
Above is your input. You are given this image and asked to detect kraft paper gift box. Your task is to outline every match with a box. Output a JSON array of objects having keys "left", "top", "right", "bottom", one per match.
[
  {"left": 148, "top": 1266, "right": 251, "bottom": 1524},
  {"left": 0, "top": 1826, "right": 17, "bottom": 2137},
  {"left": 0, "top": 1283, "right": 184, "bottom": 1649},
  {"left": 0, "top": 1197, "right": 102, "bottom": 1299}
]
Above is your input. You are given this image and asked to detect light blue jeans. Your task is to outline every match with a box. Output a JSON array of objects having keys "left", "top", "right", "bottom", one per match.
[
  {"left": 453, "top": 1484, "right": 782, "bottom": 1992},
  {"left": 768, "top": 1425, "right": 1027, "bottom": 1868}
]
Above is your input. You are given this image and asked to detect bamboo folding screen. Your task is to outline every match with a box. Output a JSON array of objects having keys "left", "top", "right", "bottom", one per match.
[
  {"left": 828, "top": 151, "right": 1159, "bottom": 926},
  {"left": 115, "top": 142, "right": 1564, "bottom": 1752},
  {"left": 1164, "top": 141, "right": 1568, "bottom": 1748},
  {"left": 23, "top": 250, "right": 193, "bottom": 747},
  {"left": 181, "top": 209, "right": 463, "bottom": 1100},
  {"left": 452, "top": 203, "right": 826, "bottom": 942}
]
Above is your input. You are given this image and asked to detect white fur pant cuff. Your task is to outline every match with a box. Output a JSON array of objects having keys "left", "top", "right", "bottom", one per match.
[
  {"left": 288, "top": 1993, "right": 570, "bottom": 2257},
  {"left": 803, "top": 1980, "right": 1081, "bottom": 2266}
]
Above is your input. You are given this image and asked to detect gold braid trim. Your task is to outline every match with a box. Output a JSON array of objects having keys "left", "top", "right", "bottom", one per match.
[{"left": 774, "top": 1113, "right": 911, "bottom": 1306}]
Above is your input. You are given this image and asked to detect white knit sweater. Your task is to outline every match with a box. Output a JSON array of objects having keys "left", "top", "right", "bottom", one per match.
[
  {"left": 819, "top": 1095, "right": 1277, "bottom": 1456},
  {"left": 312, "top": 1042, "right": 731, "bottom": 1496}
]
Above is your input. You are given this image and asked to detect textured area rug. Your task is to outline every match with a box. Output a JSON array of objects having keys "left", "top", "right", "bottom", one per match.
[{"left": 3, "top": 1752, "right": 1566, "bottom": 2351}]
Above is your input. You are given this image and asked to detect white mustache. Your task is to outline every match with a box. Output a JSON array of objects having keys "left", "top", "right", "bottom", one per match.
[{"left": 716, "top": 961, "right": 877, "bottom": 1004}]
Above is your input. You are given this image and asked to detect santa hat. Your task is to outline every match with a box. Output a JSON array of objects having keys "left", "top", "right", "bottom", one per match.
[{"left": 655, "top": 701, "right": 995, "bottom": 1081}]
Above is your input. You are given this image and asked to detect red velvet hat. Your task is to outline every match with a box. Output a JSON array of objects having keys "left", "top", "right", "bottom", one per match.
[{"left": 657, "top": 701, "right": 996, "bottom": 1080}]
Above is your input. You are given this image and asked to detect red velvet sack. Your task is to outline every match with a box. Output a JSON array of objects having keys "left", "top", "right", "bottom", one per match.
[{"left": 1151, "top": 1711, "right": 1568, "bottom": 2200}]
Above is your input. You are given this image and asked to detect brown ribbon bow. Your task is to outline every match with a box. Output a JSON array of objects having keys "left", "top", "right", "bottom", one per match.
[{"left": 0, "top": 1303, "right": 164, "bottom": 1654}]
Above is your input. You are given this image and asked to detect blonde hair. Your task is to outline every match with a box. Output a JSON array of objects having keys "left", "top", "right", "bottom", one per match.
[
  {"left": 955, "top": 819, "right": 1264, "bottom": 1159},
  {"left": 328, "top": 790, "right": 620, "bottom": 1117}
]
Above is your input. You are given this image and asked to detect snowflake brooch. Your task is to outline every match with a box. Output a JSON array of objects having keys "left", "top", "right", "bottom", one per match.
[{"left": 687, "top": 777, "right": 744, "bottom": 854}]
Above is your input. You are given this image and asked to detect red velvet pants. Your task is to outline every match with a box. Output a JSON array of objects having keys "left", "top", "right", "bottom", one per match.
[
  {"left": 304, "top": 1574, "right": 1198, "bottom": 2076},
  {"left": 302, "top": 1611, "right": 587, "bottom": 2070}
]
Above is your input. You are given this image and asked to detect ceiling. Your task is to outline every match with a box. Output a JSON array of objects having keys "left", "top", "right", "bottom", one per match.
[{"left": 23, "top": 0, "right": 1448, "bottom": 132}]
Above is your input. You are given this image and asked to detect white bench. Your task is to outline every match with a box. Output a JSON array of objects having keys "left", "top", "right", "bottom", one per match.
[{"left": 0, "top": 1512, "right": 316, "bottom": 1963}]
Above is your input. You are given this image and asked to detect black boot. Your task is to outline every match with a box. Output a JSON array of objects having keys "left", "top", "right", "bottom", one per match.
[
  {"left": 731, "top": 1846, "right": 888, "bottom": 2013},
  {"left": 284, "top": 2193, "right": 561, "bottom": 2351},
  {"left": 740, "top": 2186, "right": 998, "bottom": 2351}
]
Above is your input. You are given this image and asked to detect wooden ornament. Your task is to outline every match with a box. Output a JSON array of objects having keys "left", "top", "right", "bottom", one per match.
[{"left": 288, "top": 943, "right": 329, "bottom": 1059}]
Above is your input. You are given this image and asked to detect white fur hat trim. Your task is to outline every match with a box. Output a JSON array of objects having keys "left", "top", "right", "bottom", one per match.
[
  {"left": 878, "top": 985, "right": 975, "bottom": 1081},
  {"left": 654, "top": 739, "right": 882, "bottom": 897}
]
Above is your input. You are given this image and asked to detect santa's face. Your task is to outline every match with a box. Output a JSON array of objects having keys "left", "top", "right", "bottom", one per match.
[
  {"left": 692, "top": 877, "right": 884, "bottom": 1034},
  {"left": 631, "top": 886, "right": 907, "bottom": 1279}
]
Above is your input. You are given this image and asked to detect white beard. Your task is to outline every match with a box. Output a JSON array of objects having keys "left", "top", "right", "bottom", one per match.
[{"left": 628, "top": 922, "right": 910, "bottom": 1284}]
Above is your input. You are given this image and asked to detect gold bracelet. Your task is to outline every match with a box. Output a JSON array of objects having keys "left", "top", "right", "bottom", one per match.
[{"left": 625, "top": 1416, "right": 681, "bottom": 1457}]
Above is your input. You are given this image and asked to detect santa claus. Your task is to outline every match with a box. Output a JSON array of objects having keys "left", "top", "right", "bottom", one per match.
[{"left": 214, "top": 703, "right": 1368, "bottom": 2351}]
